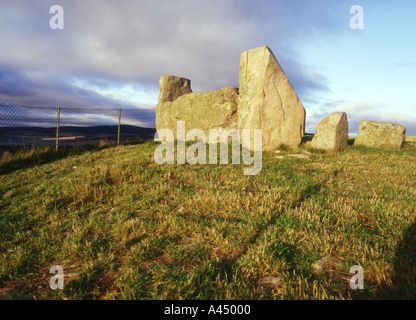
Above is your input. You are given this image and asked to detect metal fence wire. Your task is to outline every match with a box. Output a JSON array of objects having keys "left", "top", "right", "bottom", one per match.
[{"left": 0, "top": 103, "right": 156, "bottom": 149}]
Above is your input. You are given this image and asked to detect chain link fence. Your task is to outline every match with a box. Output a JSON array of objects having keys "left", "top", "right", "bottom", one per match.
[{"left": 0, "top": 103, "right": 156, "bottom": 149}]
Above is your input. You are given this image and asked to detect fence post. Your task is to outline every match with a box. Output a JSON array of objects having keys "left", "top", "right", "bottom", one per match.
[
  {"left": 56, "top": 106, "right": 60, "bottom": 151},
  {"left": 118, "top": 108, "right": 121, "bottom": 146}
]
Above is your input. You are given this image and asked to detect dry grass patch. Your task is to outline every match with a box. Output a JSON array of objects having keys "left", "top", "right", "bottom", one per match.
[{"left": 1, "top": 140, "right": 416, "bottom": 299}]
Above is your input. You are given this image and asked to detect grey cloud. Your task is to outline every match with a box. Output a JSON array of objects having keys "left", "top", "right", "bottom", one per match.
[
  {"left": 0, "top": 64, "right": 153, "bottom": 110},
  {"left": 0, "top": 0, "right": 343, "bottom": 125},
  {"left": 0, "top": 67, "right": 37, "bottom": 97},
  {"left": 278, "top": 56, "right": 331, "bottom": 103},
  {"left": 308, "top": 100, "right": 416, "bottom": 136}
]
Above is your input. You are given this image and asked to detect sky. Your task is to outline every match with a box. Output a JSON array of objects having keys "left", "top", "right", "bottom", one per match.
[{"left": 0, "top": 0, "right": 415, "bottom": 134}]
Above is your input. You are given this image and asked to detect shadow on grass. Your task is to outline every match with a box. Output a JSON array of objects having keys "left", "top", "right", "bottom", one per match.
[
  {"left": 375, "top": 220, "right": 416, "bottom": 299},
  {"left": 0, "top": 146, "right": 98, "bottom": 175},
  {"left": 301, "top": 134, "right": 314, "bottom": 143},
  {"left": 348, "top": 138, "right": 355, "bottom": 146},
  {"left": 0, "top": 139, "right": 147, "bottom": 176}
]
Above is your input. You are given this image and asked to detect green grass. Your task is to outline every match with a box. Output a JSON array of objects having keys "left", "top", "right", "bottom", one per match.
[{"left": 1, "top": 139, "right": 416, "bottom": 300}]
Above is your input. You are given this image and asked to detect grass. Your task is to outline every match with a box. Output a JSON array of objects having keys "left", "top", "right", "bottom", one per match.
[{"left": 0, "top": 138, "right": 416, "bottom": 300}]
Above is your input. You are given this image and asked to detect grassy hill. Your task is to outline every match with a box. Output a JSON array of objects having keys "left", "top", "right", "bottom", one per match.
[{"left": 1, "top": 138, "right": 416, "bottom": 300}]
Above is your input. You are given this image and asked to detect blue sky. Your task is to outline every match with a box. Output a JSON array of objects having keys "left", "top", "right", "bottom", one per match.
[
  {"left": 0, "top": 0, "right": 415, "bottom": 134},
  {"left": 295, "top": 1, "right": 416, "bottom": 135}
]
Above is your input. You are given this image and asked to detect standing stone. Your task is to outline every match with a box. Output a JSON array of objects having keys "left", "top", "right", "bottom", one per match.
[
  {"left": 309, "top": 112, "right": 349, "bottom": 152},
  {"left": 355, "top": 120, "right": 406, "bottom": 149},
  {"left": 158, "top": 75, "right": 192, "bottom": 104},
  {"left": 156, "top": 75, "right": 239, "bottom": 140},
  {"left": 238, "top": 45, "right": 306, "bottom": 151}
]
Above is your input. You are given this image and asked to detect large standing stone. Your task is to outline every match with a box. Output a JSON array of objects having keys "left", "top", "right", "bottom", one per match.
[
  {"left": 156, "top": 82, "right": 238, "bottom": 139},
  {"left": 355, "top": 120, "right": 406, "bottom": 149},
  {"left": 238, "top": 45, "right": 306, "bottom": 151},
  {"left": 309, "top": 112, "right": 349, "bottom": 152},
  {"left": 158, "top": 75, "right": 192, "bottom": 104}
]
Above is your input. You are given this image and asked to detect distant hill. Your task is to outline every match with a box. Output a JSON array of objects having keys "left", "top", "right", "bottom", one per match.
[
  {"left": 0, "top": 125, "right": 156, "bottom": 147},
  {"left": 0, "top": 125, "right": 156, "bottom": 136}
]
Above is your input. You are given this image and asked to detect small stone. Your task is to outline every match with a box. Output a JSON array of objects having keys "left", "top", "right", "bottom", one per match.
[
  {"left": 241, "top": 185, "right": 254, "bottom": 193},
  {"left": 167, "top": 171, "right": 175, "bottom": 180},
  {"left": 300, "top": 149, "right": 312, "bottom": 156},
  {"left": 286, "top": 154, "right": 310, "bottom": 159},
  {"left": 312, "top": 259, "right": 327, "bottom": 274},
  {"left": 258, "top": 275, "right": 281, "bottom": 290}
]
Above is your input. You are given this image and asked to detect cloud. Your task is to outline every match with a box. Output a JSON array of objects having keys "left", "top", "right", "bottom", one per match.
[
  {"left": 0, "top": 64, "right": 156, "bottom": 126},
  {"left": 395, "top": 62, "right": 416, "bottom": 69},
  {"left": 307, "top": 100, "right": 416, "bottom": 136},
  {"left": 0, "top": 1, "right": 256, "bottom": 89},
  {"left": 0, "top": 0, "right": 344, "bottom": 128},
  {"left": 279, "top": 58, "right": 331, "bottom": 104},
  {"left": 0, "top": 66, "right": 37, "bottom": 97}
]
